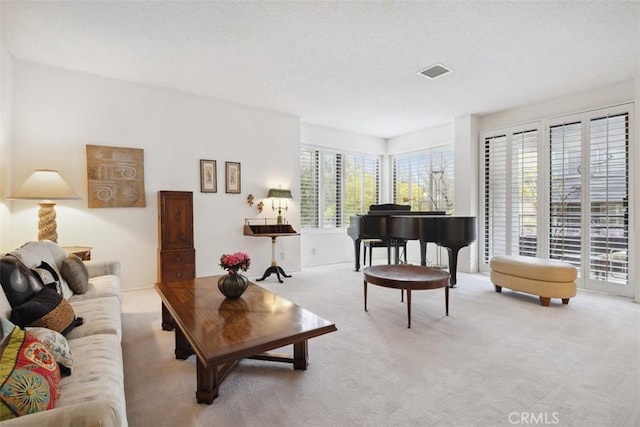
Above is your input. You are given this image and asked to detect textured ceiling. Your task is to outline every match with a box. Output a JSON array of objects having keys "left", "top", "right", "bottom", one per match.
[{"left": 2, "top": 1, "right": 639, "bottom": 138}]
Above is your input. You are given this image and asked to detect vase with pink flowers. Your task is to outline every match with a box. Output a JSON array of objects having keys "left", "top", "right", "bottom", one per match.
[{"left": 217, "top": 251, "right": 251, "bottom": 299}]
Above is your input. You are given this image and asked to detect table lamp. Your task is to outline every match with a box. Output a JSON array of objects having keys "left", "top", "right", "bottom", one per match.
[
  {"left": 266, "top": 188, "right": 293, "bottom": 224},
  {"left": 10, "top": 169, "right": 81, "bottom": 243}
]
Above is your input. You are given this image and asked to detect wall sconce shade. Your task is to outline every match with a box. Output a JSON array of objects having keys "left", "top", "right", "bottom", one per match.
[
  {"left": 266, "top": 188, "right": 293, "bottom": 224},
  {"left": 10, "top": 169, "right": 81, "bottom": 242}
]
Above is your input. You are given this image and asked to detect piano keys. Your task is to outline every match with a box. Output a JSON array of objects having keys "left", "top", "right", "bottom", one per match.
[{"left": 347, "top": 205, "right": 477, "bottom": 287}]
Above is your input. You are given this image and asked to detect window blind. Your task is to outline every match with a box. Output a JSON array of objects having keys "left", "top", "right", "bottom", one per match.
[
  {"left": 300, "top": 146, "right": 380, "bottom": 229},
  {"left": 483, "top": 134, "right": 508, "bottom": 263},
  {"left": 300, "top": 148, "right": 319, "bottom": 228},
  {"left": 588, "top": 113, "right": 629, "bottom": 283},
  {"left": 549, "top": 121, "right": 583, "bottom": 271},
  {"left": 511, "top": 130, "right": 538, "bottom": 257},
  {"left": 392, "top": 145, "right": 455, "bottom": 212}
]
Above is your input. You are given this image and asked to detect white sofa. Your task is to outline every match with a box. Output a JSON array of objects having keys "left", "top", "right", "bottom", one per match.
[{"left": 0, "top": 241, "right": 127, "bottom": 427}]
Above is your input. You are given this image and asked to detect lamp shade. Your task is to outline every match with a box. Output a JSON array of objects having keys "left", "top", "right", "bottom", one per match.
[
  {"left": 266, "top": 188, "right": 293, "bottom": 199},
  {"left": 10, "top": 169, "right": 80, "bottom": 200}
]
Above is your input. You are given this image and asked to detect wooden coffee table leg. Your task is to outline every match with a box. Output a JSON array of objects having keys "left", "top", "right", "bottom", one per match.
[
  {"left": 161, "top": 302, "right": 174, "bottom": 331},
  {"left": 196, "top": 358, "right": 219, "bottom": 404},
  {"left": 175, "top": 326, "right": 194, "bottom": 360},
  {"left": 407, "top": 288, "right": 412, "bottom": 328},
  {"left": 293, "top": 340, "right": 308, "bottom": 370}
]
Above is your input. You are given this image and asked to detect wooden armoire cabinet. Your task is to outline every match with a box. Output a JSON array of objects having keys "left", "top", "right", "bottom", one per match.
[{"left": 158, "top": 191, "right": 195, "bottom": 330}]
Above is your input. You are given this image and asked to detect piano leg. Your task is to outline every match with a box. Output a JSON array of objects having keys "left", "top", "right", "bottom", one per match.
[
  {"left": 354, "top": 239, "right": 362, "bottom": 272},
  {"left": 419, "top": 241, "right": 428, "bottom": 266},
  {"left": 445, "top": 245, "right": 465, "bottom": 288}
]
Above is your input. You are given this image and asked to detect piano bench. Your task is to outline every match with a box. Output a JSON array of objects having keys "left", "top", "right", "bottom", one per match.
[
  {"left": 489, "top": 255, "right": 577, "bottom": 306},
  {"left": 363, "top": 239, "right": 407, "bottom": 266}
]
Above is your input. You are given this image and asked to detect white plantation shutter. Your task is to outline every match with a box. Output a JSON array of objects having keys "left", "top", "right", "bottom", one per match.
[
  {"left": 511, "top": 130, "right": 538, "bottom": 256},
  {"left": 300, "top": 148, "right": 319, "bottom": 228},
  {"left": 322, "top": 152, "right": 339, "bottom": 228},
  {"left": 483, "top": 134, "right": 508, "bottom": 263},
  {"left": 393, "top": 156, "right": 411, "bottom": 204},
  {"left": 300, "top": 145, "right": 380, "bottom": 229},
  {"left": 342, "top": 154, "right": 380, "bottom": 225},
  {"left": 588, "top": 113, "right": 629, "bottom": 283},
  {"left": 410, "top": 152, "right": 430, "bottom": 210},
  {"left": 549, "top": 122, "right": 583, "bottom": 271},
  {"left": 392, "top": 145, "right": 455, "bottom": 211},
  {"left": 437, "top": 148, "right": 455, "bottom": 213}
]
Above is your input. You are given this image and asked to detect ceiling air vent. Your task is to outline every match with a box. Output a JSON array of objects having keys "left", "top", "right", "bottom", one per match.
[{"left": 418, "top": 64, "right": 452, "bottom": 79}]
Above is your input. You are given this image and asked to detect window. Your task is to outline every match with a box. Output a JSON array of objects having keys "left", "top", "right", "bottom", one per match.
[
  {"left": 483, "top": 129, "right": 539, "bottom": 262},
  {"left": 300, "top": 146, "right": 380, "bottom": 229},
  {"left": 392, "top": 145, "right": 455, "bottom": 213}
]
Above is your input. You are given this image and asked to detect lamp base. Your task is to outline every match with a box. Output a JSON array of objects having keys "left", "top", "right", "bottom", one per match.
[{"left": 38, "top": 201, "right": 58, "bottom": 243}]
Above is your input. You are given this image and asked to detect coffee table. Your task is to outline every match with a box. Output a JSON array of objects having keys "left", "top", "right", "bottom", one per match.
[
  {"left": 155, "top": 276, "right": 337, "bottom": 404},
  {"left": 363, "top": 264, "right": 450, "bottom": 328}
]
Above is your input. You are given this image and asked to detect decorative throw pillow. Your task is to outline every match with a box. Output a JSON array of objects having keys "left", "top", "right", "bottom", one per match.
[
  {"left": 31, "top": 261, "right": 63, "bottom": 295},
  {"left": 0, "top": 319, "right": 60, "bottom": 420},
  {"left": 10, "top": 288, "right": 80, "bottom": 336},
  {"left": 60, "top": 254, "right": 89, "bottom": 294},
  {"left": 25, "top": 327, "right": 73, "bottom": 376},
  {"left": 0, "top": 256, "right": 42, "bottom": 307}
]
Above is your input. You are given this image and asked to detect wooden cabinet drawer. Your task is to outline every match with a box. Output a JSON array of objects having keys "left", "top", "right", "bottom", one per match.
[
  {"left": 160, "top": 263, "right": 195, "bottom": 283},
  {"left": 160, "top": 249, "right": 195, "bottom": 265},
  {"left": 158, "top": 249, "right": 195, "bottom": 283}
]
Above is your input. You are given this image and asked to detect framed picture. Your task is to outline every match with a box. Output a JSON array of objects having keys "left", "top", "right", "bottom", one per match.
[
  {"left": 225, "top": 161, "right": 241, "bottom": 194},
  {"left": 200, "top": 159, "right": 217, "bottom": 193}
]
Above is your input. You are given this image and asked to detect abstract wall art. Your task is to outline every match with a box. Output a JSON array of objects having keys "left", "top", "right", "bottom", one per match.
[{"left": 86, "top": 144, "right": 146, "bottom": 208}]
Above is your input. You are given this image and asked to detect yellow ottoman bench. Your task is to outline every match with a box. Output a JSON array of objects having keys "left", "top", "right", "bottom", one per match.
[{"left": 489, "top": 255, "right": 577, "bottom": 306}]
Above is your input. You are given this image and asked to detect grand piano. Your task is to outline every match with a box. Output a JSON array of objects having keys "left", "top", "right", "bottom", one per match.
[{"left": 347, "top": 204, "right": 477, "bottom": 287}]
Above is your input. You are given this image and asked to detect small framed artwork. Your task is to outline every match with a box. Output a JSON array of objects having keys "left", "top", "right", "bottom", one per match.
[
  {"left": 200, "top": 159, "right": 217, "bottom": 193},
  {"left": 225, "top": 161, "right": 241, "bottom": 194}
]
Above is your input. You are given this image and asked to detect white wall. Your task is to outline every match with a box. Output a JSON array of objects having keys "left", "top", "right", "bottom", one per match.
[
  {"left": 479, "top": 80, "right": 634, "bottom": 131},
  {"left": 635, "top": 73, "right": 639, "bottom": 303},
  {"left": 386, "top": 122, "right": 454, "bottom": 155},
  {"left": 0, "top": 44, "right": 12, "bottom": 251},
  {"left": 8, "top": 60, "right": 301, "bottom": 290},
  {"left": 300, "top": 123, "right": 385, "bottom": 267}
]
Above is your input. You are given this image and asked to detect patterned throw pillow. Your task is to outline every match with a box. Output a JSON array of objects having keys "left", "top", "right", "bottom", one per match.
[
  {"left": 10, "top": 288, "right": 79, "bottom": 336},
  {"left": 0, "top": 319, "right": 61, "bottom": 420},
  {"left": 60, "top": 254, "right": 89, "bottom": 294},
  {"left": 25, "top": 327, "right": 74, "bottom": 376}
]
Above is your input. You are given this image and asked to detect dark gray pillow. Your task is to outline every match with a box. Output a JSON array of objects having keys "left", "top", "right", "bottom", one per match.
[
  {"left": 60, "top": 254, "right": 89, "bottom": 294},
  {"left": 0, "top": 255, "right": 42, "bottom": 307}
]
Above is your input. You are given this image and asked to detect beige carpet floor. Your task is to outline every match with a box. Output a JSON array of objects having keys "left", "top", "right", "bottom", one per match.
[{"left": 121, "top": 263, "right": 640, "bottom": 427}]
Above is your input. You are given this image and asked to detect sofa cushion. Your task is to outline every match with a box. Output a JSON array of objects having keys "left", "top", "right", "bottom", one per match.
[
  {"left": 66, "top": 296, "right": 122, "bottom": 341},
  {"left": 0, "top": 256, "right": 42, "bottom": 307},
  {"left": 68, "top": 275, "right": 122, "bottom": 304},
  {"left": 60, "top": 254, "right": 90, "bottom": 295},
  {"left": 57, "top": 334, "right": 127, "bottom": 425},
  {"left": 26, "top": 327, "right": 74, "bottom": 376},
  {"left": 10, "top": 288, "right": 80, "bottom": 336},
  {"left": 0, "top": 318, "right": 61, "bottom": 420}
]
